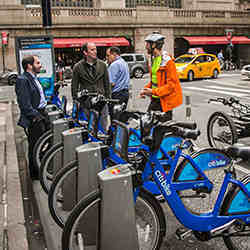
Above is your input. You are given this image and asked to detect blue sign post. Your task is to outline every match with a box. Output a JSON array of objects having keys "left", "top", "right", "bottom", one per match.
[{"left": 15, "top": 35, "right": 55, "bottom": 98}]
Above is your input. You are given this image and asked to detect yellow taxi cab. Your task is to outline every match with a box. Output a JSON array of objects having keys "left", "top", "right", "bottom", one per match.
[{"left": 175, "top": 53, "right": 221, "bottom": 81}]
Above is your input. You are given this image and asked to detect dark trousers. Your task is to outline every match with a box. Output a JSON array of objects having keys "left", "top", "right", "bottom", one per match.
[
  {"left": 112, "top": 89, "right": 129, "bottom": 107},
  {"left": 147, "top": 98, "right": 173, "bottom": 122},
  {"left": 148, "top": 98, "right": 173, "bottom": 152},
  {"left": 110, "top": 89, "right": 129, "bottom": 121},
  {"left": 27, "top": 110, "right": 50, "bottom": 179}
]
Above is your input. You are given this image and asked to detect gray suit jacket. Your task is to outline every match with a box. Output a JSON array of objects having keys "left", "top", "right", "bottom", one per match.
[{"left": 71, "top": 58, "right": 111, "bottom": 100}]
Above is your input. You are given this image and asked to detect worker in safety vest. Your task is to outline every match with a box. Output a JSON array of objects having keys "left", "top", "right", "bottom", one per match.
[{"left": 140, "top": 31, "right": 183, "bottom": 121}]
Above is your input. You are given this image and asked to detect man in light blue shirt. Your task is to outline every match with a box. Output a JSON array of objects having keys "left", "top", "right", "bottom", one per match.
[{"left": 106, "top": 46, "right": 130, "bottom": 109}]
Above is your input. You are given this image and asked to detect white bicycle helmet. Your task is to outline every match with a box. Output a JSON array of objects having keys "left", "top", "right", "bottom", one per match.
[
  {"left": 145, "top": 31, "right": 165, "bottom": 43},
  {"left": 145, "top": 31, "right": 165, "bottom": 51}
]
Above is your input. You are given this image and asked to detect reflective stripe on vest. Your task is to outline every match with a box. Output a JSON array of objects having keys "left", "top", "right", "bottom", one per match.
[{"left": 151, "top": 56, "right": 161, "bottom": 99}]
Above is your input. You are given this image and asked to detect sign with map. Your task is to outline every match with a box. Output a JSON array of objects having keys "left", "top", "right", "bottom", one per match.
[{"left": 15, "top": 35, "right": 55, "bottom": 97}]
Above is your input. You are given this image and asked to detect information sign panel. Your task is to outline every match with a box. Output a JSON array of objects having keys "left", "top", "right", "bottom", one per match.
[{"left": 15, "top": 35, "right": 55, "bottom": 97}]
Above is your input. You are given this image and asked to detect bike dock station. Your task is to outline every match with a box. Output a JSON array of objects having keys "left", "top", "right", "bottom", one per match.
[
  {"left": 31, "top": 104, "right": 145, "bottom": 250},
  {"left": 98, "top": 164, "right": 139, "bottom": 250},
  {"left": 47, "top": 110, "right": 64, "bottom": 123},
  {"left": 61, "top": 127, "right": 89, "bottom": 209}
]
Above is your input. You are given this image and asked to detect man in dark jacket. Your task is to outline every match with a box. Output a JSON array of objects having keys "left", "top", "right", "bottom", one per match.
[
  {"left": 15, "top": 55, "right": 49, "bottom": 180},
  {"left": 71, "top": 42, "right": 111, "bottom": 100},
  {"left": 71, "top": 42, "right": 111, "bottom": 130}
]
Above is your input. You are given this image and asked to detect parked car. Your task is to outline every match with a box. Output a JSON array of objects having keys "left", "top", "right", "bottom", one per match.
[
  {"left": 120, "top": 53, "right": 149, "bottom": 78},
  {"left": 241, "top": 65, "right": 250, "bottom": 78},
  {"left": 175, "top": 53, "right": 221, "bottom": 81},
  {"left": 0, "top": 69, "right": 18, "bottom": 86}
]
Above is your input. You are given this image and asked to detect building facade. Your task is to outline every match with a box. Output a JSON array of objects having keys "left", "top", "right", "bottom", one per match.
[{"left": 1, "top": 0, "right": 250, "bottom": 70}]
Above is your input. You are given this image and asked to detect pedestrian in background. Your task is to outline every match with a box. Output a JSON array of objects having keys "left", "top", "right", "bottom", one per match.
[
  {"left": 106, "top": 46, "right": 130, "bottom": 108},
  {"left": 57, "top": 56, "right": 65, "bottom": 82},
  {"left": 139, "top": 31, "right": 183, "bottom": 122},
  {"left": 217, "top": 49, "right": 224, "bottom": 61},
  {"left": 15, "top": 55, "right": 50, "bottom": 180},
  {"left": 71, "top": 42, "right": 111, "bottom": 130}
]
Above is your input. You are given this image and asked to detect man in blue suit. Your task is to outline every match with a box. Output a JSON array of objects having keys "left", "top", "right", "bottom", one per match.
[{"left": 15, "top": 55, "right": 49, "bottom": 180}]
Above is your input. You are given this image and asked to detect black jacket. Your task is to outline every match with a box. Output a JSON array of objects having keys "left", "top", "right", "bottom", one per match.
[
  {"left": 71, "top": 58, "right": 111, "bottom": 100},
  {"left": 15, "top": 72, "right": 43, "bottom": 128}
]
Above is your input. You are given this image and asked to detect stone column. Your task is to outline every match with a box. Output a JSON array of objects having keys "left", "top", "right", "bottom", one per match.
[
  {"left": 134, "top": 28, "right": 174, "bottom": 56},
  {"left": 96, "top": 0, "right": 125, "bottom": 8}
]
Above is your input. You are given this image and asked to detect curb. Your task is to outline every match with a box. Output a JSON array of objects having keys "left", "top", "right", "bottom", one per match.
[{"left": 0, "top": 102, "right": 28, "bottom": 250}]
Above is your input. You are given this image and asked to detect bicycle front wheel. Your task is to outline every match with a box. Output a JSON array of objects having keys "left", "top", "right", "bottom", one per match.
[
  {"left": 62, "top": 189, "right": 166, "bottom": 250},
  {"left": 48, "top": 160, "right": 78, "bottom": 228},
  {"left": 39, "top": 142, "right": 63, "bottom": 194},
  {"left": 207, "top": 111, "right": 238, "bottom": 149},
  {"left": 32, "top": 130, "right": 53, "bottom": 170}
]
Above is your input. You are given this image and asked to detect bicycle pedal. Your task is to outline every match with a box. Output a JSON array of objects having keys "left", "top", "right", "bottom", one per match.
[{"left": 176, "top": 227, "right": 192, "bottom": 240}]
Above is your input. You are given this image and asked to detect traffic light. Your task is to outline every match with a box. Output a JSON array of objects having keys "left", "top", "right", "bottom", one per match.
[
  {"left": 41, "top": 0, "right": 52, "bottom": 27},
  {"left": 1, "top": 32, "right": 8, "bottom": 46}
]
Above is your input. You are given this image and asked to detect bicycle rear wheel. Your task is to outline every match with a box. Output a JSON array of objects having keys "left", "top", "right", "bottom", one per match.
[
  {"left": 32, "top": 130, "right": 52, "bottom": 170},
  {"left": 39, "top": 142, "right": 63, "bottom": 194},
  {"left": 207, "top": 111, "right": 238, "bottom": 149},
  {"left": 62, "top": 189, "right": 166, "bottom": 250},
  {"left": 221, "top": 176, "right": 250, "bottom": 250},
  {"left": 174, "top": 148, "right": 232, "bottom": 214}
]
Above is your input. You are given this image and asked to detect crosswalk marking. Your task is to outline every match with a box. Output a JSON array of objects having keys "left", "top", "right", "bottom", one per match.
[
  {"left": 204, "top": 78, "right": 250, "bottom": 88},
  {"left": 206, "top": 85, "right": 250, "bottom": 93},
  {"left": 219, "top": 73, "right": 240, "bottom": 77},
  {"left": 183, "top": 86, "right": 245, "bottom": 97}
]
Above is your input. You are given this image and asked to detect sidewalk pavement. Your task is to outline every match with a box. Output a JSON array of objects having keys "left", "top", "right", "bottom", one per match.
[{"left": 0, "top": 102, "right": 28, "bottom": 250}]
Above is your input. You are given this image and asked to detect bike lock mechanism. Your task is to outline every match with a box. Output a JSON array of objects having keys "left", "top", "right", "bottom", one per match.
[
  {"left": 70, "top": 142, "right": 109, "bottom": 246},
  {"left": 47, "top": 109, "right": 64, "bottom": 123},
  {"left": 61, "top": 127, "right": 88, "bottom": 211},
  {"left": 98, "top": 164, "right": 139, "bottom": 250},
  {"left": 52, "top": 118, "right": 74, "bottom": 178}
]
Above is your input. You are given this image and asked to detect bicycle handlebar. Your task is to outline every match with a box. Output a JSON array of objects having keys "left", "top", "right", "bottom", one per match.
[{"left": 208, "top": 97, "right": 239, "bottom": 106}]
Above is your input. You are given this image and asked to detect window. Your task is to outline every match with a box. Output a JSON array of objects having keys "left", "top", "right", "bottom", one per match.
[
  {"left": 121, "top": 55, "right": 134, "bottom": 62},
  {"left": 125, "top": 0, "right": 181, "bottom": 8},
  {"left": 175, "top": 56, "right": 194, "bottom": 63},
  {"left": 195, "top": 56, "right": 206, "bottom": 63},
  {"left": 135, "top": 55, "right": 145, "bottom": 62},
  {"left": 22, "top": 0, "right": 93, "bottom": 7}
]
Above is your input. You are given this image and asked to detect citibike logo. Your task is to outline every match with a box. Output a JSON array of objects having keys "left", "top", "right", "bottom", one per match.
[
  {"left": 155, "top": 170, "right": 171, "bottom": 196},
  {"left": 208, "top": 159, "right": 226, "bottom": 168}
]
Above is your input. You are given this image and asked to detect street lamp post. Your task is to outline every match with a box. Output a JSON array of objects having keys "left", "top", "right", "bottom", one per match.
[{"left": 41, "top": 0, "right": 52, "bottom": 33}]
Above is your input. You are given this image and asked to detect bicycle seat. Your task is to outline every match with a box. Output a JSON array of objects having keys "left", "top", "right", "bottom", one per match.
[
  {"left": 172, "top": 127, "right": 201, "bottom": 140},
  {"left": 226, "top": 144, "right": 250, "bottom": 161}
]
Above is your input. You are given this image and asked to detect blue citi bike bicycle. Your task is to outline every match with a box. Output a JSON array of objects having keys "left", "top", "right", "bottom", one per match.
[{"left": 61, "top": 113, "right": 248, "bottom": 250}]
